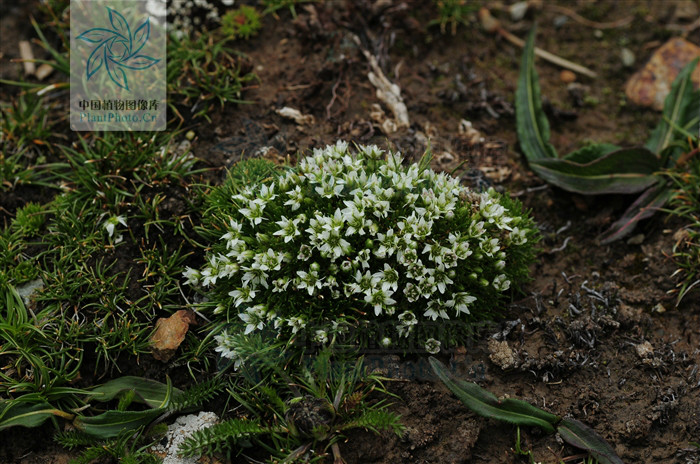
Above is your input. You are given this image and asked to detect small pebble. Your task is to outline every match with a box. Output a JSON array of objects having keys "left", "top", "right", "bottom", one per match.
[
  {"left": 626, "top": 233, "right": 644, "bottom": 245},
  {"left": 509, "top": 1, "right": 529, "bottom": 21},
  {"left": 553, "top": 15, "right": 569, "bottom": 28},
  {"left": 560, "top": 70, "right": 576, "bottom": 84},
  {"left": 652, "top": 303, "right": 666, "bottom": 314},
  {"left": 621, "top": 47, "right": 636, "bottom": 67}
]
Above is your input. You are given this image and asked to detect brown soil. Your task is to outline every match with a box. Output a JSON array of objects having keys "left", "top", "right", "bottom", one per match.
[{"left": 1, "top": 1, "right": 699, "bottom": 463}]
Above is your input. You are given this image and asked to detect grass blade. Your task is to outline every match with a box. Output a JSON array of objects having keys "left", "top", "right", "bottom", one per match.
[
  {"left": 645, "top": 58, "right": 700, "bottom": 156},
  {"left": 557, "top": 417, "right": 624, "bottom": 464},
  {"left": 429, "top": 357, "right": 559, "bottom": 433},
  {"left": 515, "top": 26, "right": 558, "bottom": 162},
  {"left": 530, "top": 146, "right": 661, "bottom": 194}
]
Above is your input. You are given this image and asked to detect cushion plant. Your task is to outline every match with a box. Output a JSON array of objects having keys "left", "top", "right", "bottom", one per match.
[{"left": 185, "top": 142, "right": 538, "bottom": 355}]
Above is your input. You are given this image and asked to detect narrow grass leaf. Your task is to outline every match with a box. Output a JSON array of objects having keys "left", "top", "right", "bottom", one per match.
[
  {"left": 557, "top": 417, "right": 624, "bottom": 464},
  {"left": 515, "top": 26, "right": 558, "bottom": 162},
  {"left": 598, "top": 181, "right": 672, "bottom": 244},
  {"left": 645, "top": 58, "right": 700, "bottom": 156},
  {"left": 530, "top": 147, "right": 661, "bottom": 194},
  {"left": 429, "top": 357, "right": 558, "bottom": 433}
]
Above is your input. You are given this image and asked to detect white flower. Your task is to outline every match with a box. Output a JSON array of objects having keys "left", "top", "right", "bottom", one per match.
[
  {"left": 259, "top": 183, "right": 277, "bottom": 202},
  {"left": 445, "top": 292, "right": 477, "bottom": 315},
  {"left": 228, "top": 287, "right": 256, "bottom": 307},
  {"left": 297, "top": 244, "right": 312, "bottom": 261},
  {"left": 183, "top": 267, "right": 201, "bottom": 286},
  {"left": 272, "top": 278, "right": 290, "bottom": 293},
  {"left": 380, "top": 337, "right": 392, "bottom": 348},
  {"left": 424, "top": 338, "right": 441, "bottom": 354},
  {"left": 423, "top": 300, "right": 449, "bottom": 320},
  {"left": 273, "top": 216, "right": 302, "bottom": 243},
  {"left": 373, "top": 263, "right": 399, "bottom": 291},
  {"left": 510, "top": 227, "right": 528, "bottom": 245},
  {"left": 287, "top": 316, "right": 306, "bottom": 334},
  {"left": 480, "top": 237, "right": 500, "bottom": 257},
  {"left": 213, "top": 330, "right": 243, "bottom": 369},
  {"left": 284, "top": 185, "right": 304, "bottom": 211},
  {"left": 240, "top": 199, "right": 266, "bottom": 226},
  {"left": 364, "top": 287, "right": 396, "bottom": 316},
  {"left": 239, "top": 305, "right": 267, "bottom": 334},
  {"left": 493, "top": 274, "right": 511, "bottom": 292},
  {"left": 296, "top": 269, "right": 323, "bottom": 295},
  {"left": 103, "top": 215, "right": 127, "bottom": 237},
  {"left": 314, "top": 329, "right": 329, "bottom": 344},
  {"left": 403, "top": 282, "right": 421, "bottom": 302}
]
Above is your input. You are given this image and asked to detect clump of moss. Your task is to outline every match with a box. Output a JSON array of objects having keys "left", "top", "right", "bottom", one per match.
[{"left": 221, "top": 6, "right": 262, "bottom": 40}]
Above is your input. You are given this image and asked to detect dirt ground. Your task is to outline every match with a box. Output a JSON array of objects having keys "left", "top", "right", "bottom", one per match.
[{"left": 1, "top": 0, "right": 699, "bottom": 463}]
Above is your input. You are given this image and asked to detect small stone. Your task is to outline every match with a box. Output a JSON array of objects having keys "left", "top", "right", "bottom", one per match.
[
  {"left": 634, "top": 341, "right": 654, "bottom": 359},
  {"left": 625, "top": 38, "right": 700, "bottom": 110},
  {"left": 560, "top": 70, "right": 576, "bottom": 84},
  {"left": 509, "top": 1, "right": 529, "bottom": 21},
  {"left": 651, "top": 303, "right": 666, "bottom": 314},
  {"left": 151, "top": 310, "right": 197, "bottom": 362},
  {"left": 620, "top": 47, "right": 635, "bottom": 68},
  {"left": 15, "top": 279, "right": 44, "bottom": 307},
  {"left": 553, "top": 15, "right": 568, "bottom": 28},
  {"left": 35, "top": 63, "right": 54, "bottom": 81},
  {"left": 626, "top": 233, "right": 645, "bottom": 245}
]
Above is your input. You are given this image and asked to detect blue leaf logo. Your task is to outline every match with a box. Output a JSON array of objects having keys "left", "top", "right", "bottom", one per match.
[{"left": 77, "top": 7, "right": 159, "bottom": 91}]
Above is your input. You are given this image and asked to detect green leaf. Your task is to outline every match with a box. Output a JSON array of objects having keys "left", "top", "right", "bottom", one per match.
[
  {"left": 74, "top": 408, "right": 165, "bottom": 439},
  {"left": 557, "top": 418, "right": 624, "bottom": 464},
  {"left": 0, "top": 401, "right": 66, "bottom": 430},
  {"left": 646, "top": 58, "right": 700, "bottom": 156},
  {"left": 75, "top": 377, "right": 174, "bottom": 438},
  {"left": 530, "top": 147, "right": 661, "bottom": 194},
  {"left": 563, "top": 143, "right": 620, "bottom": 163},
  {"left": 598, "top": 181, "right": 672, "bottom": 244},
  {"left": 515, "top": 26, "right": 558, "bottom": 162},
  {"left": 429, "top": 357, "right": 559, "bottom": 433},
  {"left": 89, "top": 376, "right": 182, "bottom": 409}
]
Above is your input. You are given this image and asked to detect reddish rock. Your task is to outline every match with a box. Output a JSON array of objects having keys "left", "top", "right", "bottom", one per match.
[
  {"left": 150, "top": 309, "right": 197, "bottom": 362},
  {"left": 625, "top": 38, "right": 700, "bottom": 110}
]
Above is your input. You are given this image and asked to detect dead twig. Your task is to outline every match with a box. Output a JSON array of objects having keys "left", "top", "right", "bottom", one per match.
[
  {"left": 326, "top": 74, "right": 343, "bottom": 120},
  {"left": 479, "top": 8, "right": 597, "bottom": 79},
  {"left": 545, "top": 4, "right": 633, "bottom": 29}
]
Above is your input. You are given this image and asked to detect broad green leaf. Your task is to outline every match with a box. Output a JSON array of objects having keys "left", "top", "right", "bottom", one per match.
[
  {"left": 598, "top": 181, "right": 672, "bottom": 244},
  {"left": 74, "top": 408, "right": 164, "bottom": 438},
  {"left": 563, "top": 143, "right": 620, "bottom": 163},
  {"left": 0, "top": 401, "right": 70, "bottom": 430},
  {"left": 90, "top": 376, "right": 182, "bottom": 409},
  {"left": 515, "top": 27, "right": 558, "bottom": 162},
  {"left": 429, "top": 357, "right": 559, "bottom": 433},
  {"left": 75, "top": 376, "right": 174, "bottom": 438},
  {"left": 557, "top": 418, "right": 624, "bottom": 464},
  {"left": 530, "top": 147, "right": 661, "bottom": 194},
  {"left": 646, "top": 58, "right": 700, "bottom": 156}
]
